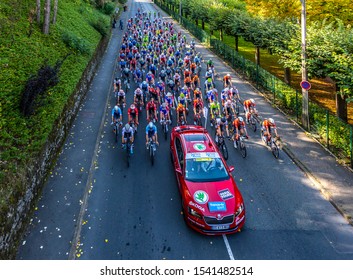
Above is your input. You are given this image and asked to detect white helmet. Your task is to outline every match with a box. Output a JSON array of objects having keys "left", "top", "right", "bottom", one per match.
[
  {"left": 125, "top": 123, "right": 130, "bottom": 130},
  {"left": 148, "top": 122, "right": 154, "bottom": 129},
  {"left": 167, "top": 92, "right": 173, "bottom": 97},
  {"left": 114, "top": 105, "right": 119, "bottom": 111},
  {"left": 250, "top": 98, "right": 255, "bottom": 104},
  {"left": 238, "top": 117, "right": 244, "bottom": 122},
  {"left": 226, "top": 99, "right": 232, "bottom": 105},
  {"left": 268, "top": 118, "right": 275, "bottom": 125}
]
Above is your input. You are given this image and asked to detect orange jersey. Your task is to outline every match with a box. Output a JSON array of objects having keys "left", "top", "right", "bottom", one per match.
[
  {"left": 263, "top": 119, "right": 275, "bottom": 128},
  {"left": 184, "top": 70, "right": 191, "bottom": 78},
  {"left": 184, "top": 76, "right": 192, "bottom": 84},
  {"left": 223, "top": 75, "right": 231, "bottom": 82},
  {"left": 192, "top": 75, "right": 199, "bottom": 82},
  {"left": 193, "top": 99, "right": 203, "bottom": 109},
  {"left": 233, "top": 118, "right": 245, "bottom": 129},
  {"left": 243, "top": 99, "right": 253, "bottom": 109},
  {"left": 190, "top": 63, "right": 196, "bottom": 70}
]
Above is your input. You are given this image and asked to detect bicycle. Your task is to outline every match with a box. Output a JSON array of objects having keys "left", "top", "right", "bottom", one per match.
[
  {"left": 123, "top": 75, "right": 130, "bottom": 92},
  {"left": 248, "top": 110, "right": 258, "bottom": 132},
  {"left": 261, "top": 131, "right": 280, "bottom": 159},
  {"left": 194, "top": 112, "right": 202, "bottom": 126},
  {"left": 160, "top": 118, "right": 169, "bottom": 140},
  {"left": 124, "top": 137, "right": 133, "bottom": 167},
  {"left": 216, "top": 134, "right": 229, "bottom": 160},
  {"left": 233, "top": 134, "right": 247, "bottom": 158},
  {"left": 147, "top": 137, "right": 157, "bottom": 166},
  {"left": 112, "top": 120, "right": 122, "bottom": 143}
]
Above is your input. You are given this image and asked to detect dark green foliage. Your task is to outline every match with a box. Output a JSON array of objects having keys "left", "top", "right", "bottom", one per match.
[
  {"left": 20, "top": 59, "right": 66, "bottom": 117},
  {"left": 102, "top": 2, "right": 115, "bottom": 15},
  {"left": 62, "top": 31, "right": 91, "bottom": 54},
  {"left": 91, "top": 17, "right": 109, "bottom": 37},
  {"left": 118, "top": 0, "right": 128, "bottom": 5}
]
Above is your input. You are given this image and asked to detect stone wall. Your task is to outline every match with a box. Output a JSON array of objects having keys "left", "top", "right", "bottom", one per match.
[{"left": 0, "top": 34, "right": 110, "bottom": 259}]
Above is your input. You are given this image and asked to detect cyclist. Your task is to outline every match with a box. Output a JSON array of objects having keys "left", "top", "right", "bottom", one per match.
[
  {"left": 215, "top": 116, "right": 229, "bottom": 143},
  {"left": 232, "top": 116, "right": 248, "bottom": 148},
  {"left": 146, "top": 71, "right": 155, "bottom": 85},
  {"left": 134, "top": 86, "right": 144, "bottom": 108},
  {"left": 128, "top": 103, "right": 139, "bottom": 128},
  {"left": 116, "top": 89, "right": 126, "bottom": 108},
  {"left": 146, "top": 121, "right": 159, "bottom": 148},
  {"left": 133, "top": 68, "right": 142, "bottom": 83},
  {"left": 111, "top": 105, "right": 122, "bottom": 133},
  {"left": 191, "top": 74, "right": 200, "bottom": 91},
  {"left": 165, "top": 92, "right": 174, "bottom": 109},
  {"left": 176, "top": 102, "right": 187, "bottom": 125},
  {"left": 148, "top": 86, "right": 160, "bottom": 104},
  {"left": 261, "top": 118, "right": 279, "bottom": 143},
  {"left": 223, "top": 74, "right": 232, "bottom": 88},
  {"left": 206, "top": 88, "right": 217, "bottom": 106},
  {"left": 113, "top": 78, "right": 122, "bottom": 93},
  {"left": 159, "top": 102, "right": 171, "bottom": 124},
  {"left": 194, "top": 87, "right": 202, "bottom": 100},
  {"left": 121, "top": 123, "right": 135, "bottom": 153},
  {"left": 193, "top": 96, "right": 203, "bottom": 125},
  {"left": 146, "top": 97, "right": 157, "bottom": 122},
  {"left": 223, "top": 99, "right": 235, "bottom": 121},
  {"left": 243, "top": 98, "right": 256, "bottom": 124},
  {"left": 209, "top": 100, "right": 220, "bottom": 126},
  {"left": 206, "top": 59, "right": 213, "bottom": 71},
  {"left": 178, "top": 92, "right": 187, "bottom": 110}
]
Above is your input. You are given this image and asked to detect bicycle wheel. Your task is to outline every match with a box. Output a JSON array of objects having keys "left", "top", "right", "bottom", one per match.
[
  {"left": 271, "top": 141, "right": 279, "bottom": 159},
  {"left": 150, "top": 143, "right": 155, "bottom": 165},
  {"left": 221, "top": 143, "right": 229, "bottom": 160},
  {"left": 251, "top": 118, "right": 257, "bottom": 132},
  {"left": 239, "top": 141, "right": 247, "bottom": 158},
  {"left": 115, "top": 124, "right": 119, "bottom": 143},
  {"left": 164, "top": 124, "right": 168, "bottom": 140},
  {"left": 126, "top": 142, "right": 130, "bottom": 168}
]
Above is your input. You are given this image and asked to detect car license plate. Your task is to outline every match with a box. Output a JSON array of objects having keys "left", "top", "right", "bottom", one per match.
[{"left": 212, "top": 225, "right": 229, "bottom": 230}]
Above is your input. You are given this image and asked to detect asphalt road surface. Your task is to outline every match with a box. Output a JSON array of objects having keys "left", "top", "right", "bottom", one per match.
[{"left": 17, "top": 0, "right": 353, "bottom": 260}]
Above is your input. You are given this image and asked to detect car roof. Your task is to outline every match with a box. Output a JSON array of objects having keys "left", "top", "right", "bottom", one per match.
[{"left": 176, "top": 126, "right": 216, "bottom": 154}]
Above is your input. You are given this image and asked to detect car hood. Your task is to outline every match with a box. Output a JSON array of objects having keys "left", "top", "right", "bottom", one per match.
[{"left": 185, "top": 178, "right": 242, "bottom": 215}]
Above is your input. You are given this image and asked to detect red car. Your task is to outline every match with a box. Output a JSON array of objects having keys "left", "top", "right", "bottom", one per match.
[{"left": 170, "top": 125, "right": 245, "bottom": 235}]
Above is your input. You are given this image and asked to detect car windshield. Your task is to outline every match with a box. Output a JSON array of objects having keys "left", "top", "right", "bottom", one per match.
[{"left": 185, "top": 157, "right": 229, "bottom": 182}]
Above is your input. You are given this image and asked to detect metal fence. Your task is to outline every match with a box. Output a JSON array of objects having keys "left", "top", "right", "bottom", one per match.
[{"left": 155, "top": 1, "right": 353, "bottom": 168}]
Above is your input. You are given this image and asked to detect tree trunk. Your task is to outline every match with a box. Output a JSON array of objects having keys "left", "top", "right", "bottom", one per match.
[
  {"left": 335, "top": 84, "right": 348, "bottom": 122},
  {"left": 202, "top": 20, "right": 205, "bottom": 30},
  {"left": 235, "top": 35, "right": 239, "bottom": 52},
  {"left": 284, "top": 67, "right": 291, "bottom": 85},
  {"left": 220, "top": 29, "right": 223, "bottom": 41},
  {"left": 43, "top": 0, "right": 51, "bottom": 34},
  {"left": 52, "top": 0, "right": 58, "bottom": 24},
  {"left": 195, "top": 19, "right": 198, "bottom": 26},
  {"left": 36, "top": 0, "right": 41, "bottom": 24},
  {"left": 255, "top": 46, "right": 260, "bottom": 65}
]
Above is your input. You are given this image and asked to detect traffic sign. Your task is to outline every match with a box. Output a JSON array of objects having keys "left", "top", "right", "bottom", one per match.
[{"left": 300, "top": 81, "right": 311, "bottom": 90}]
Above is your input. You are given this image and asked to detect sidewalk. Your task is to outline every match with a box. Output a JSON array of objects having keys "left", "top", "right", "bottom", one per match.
[{"left": 155, "top": 4, "right": 353, "bottom": 226}]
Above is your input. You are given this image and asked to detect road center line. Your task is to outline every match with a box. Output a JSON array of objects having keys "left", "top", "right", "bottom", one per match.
[{"left": 222, "top": 234, "right": 235, "bottom": 260}]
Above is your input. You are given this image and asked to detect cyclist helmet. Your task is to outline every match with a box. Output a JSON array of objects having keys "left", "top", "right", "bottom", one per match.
[
  {"left": 268, "top": 118, "right": 275, "bottom": 125},
  {"left": 148, "top": 122, "right": 154, "bottom": 129},
  {"left": 167, "top": 92, "right": 173, "bottom": 97},
  {"left": 221, "top": 117, "right": 226, "bottom": 123},
  {"left": 227, "top": 74, "right": 231, "bottom": 77},
  {"left": 130, "top": 104, "right": 135, "bottom": 109},
  {"left": 250, "top": 98, "right": 255, "bottom": 104},
  {"left": 238, "top": 117, "right": 244, "bottom": 122},
  {"left": 125, "top": 123, "right": 130, "bottom": 130},
  {"left": 180, "top": 93, "right": 185, "bottom": 98},
  {"left": 226, "top": 99, "right": 232, "bottom": 106},
  {"left": 114, "top": 105, "right": 119, "bottom": 111}
]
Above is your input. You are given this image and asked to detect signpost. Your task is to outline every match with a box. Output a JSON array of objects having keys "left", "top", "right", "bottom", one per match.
[{"left": 300, "top": 80, "right": 311, "bottom": 90}]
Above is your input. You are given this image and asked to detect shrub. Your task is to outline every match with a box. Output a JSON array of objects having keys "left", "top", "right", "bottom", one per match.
[
  {"left": 90, "top": 17, "right": 109, "bottom": 37},
  {"left": 102, "top": 2, "right": 115, "bottom": 15},
  {"left": 62, "top": 31, "right": 91, "bottom": 54}
]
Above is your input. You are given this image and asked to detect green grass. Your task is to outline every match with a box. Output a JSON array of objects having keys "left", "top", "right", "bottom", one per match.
[{"left": 0, "top": 0, "right": 112, "bottom": 221}]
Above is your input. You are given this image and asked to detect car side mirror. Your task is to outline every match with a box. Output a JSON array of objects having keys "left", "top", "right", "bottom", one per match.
[
  {"left": 175, "top": 168, "right": 182, "bottom": 175},
  {"left": 229, "top": 166, "right": 235, "bottom": 172}
]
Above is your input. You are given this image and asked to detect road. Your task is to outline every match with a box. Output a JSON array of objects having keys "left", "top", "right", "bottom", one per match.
[{"left": 17, "top": 0, "right": 353, "bottom": 260}]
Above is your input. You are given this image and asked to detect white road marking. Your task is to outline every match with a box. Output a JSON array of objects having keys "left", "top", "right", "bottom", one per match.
[{"left": 222, "top": 234, "right": 235, "bottom": 260}]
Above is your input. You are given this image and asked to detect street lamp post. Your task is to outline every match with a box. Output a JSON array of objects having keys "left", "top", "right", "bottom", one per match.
[{"left": 301, "top": 0, "right": 310, "bottom": 130}]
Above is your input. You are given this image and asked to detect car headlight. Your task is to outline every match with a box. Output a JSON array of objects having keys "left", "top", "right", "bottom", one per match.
[
  {"left": 188, "top": 207, "right": 202, "bottom": 219},
  {"left": 235, "top": 203, "right": 244, "bottom": 216}
]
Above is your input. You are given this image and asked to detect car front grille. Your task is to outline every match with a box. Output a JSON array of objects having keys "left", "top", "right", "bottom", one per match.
[{"left": 204, "top": 214, "right": 234, "bottom": 225}]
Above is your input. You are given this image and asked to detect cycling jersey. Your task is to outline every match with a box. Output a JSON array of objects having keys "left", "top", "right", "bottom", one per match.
[
  {"left": 122, "top": 127, "right": 134, "bottom": 139},
  {"left": 112, "top": 107, "right": 122, "bottom": 119},
  {"left": 146, "top": 125, "right": 157, "bottom": 138}
]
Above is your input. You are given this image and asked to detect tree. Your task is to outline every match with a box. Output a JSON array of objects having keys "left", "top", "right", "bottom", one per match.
[
  {"left": 36, "top": 0, "right": 41, "bottom": 24},
  {"left": 208, "top": 1, "right": 230, "bottom": 41},
  {"left": 188, "top": 0, "right": 210, "bottom": 28},
  {"left": 43, "top": 0, "right": 51, "bottom": 34},
  {"left": 52, "top": 0, "right": 58, "bottom": 24}
]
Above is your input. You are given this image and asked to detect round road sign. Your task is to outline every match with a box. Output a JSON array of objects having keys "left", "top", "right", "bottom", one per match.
[{"left": 300, "top": 81, "right": 311, "bottom": 90}]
